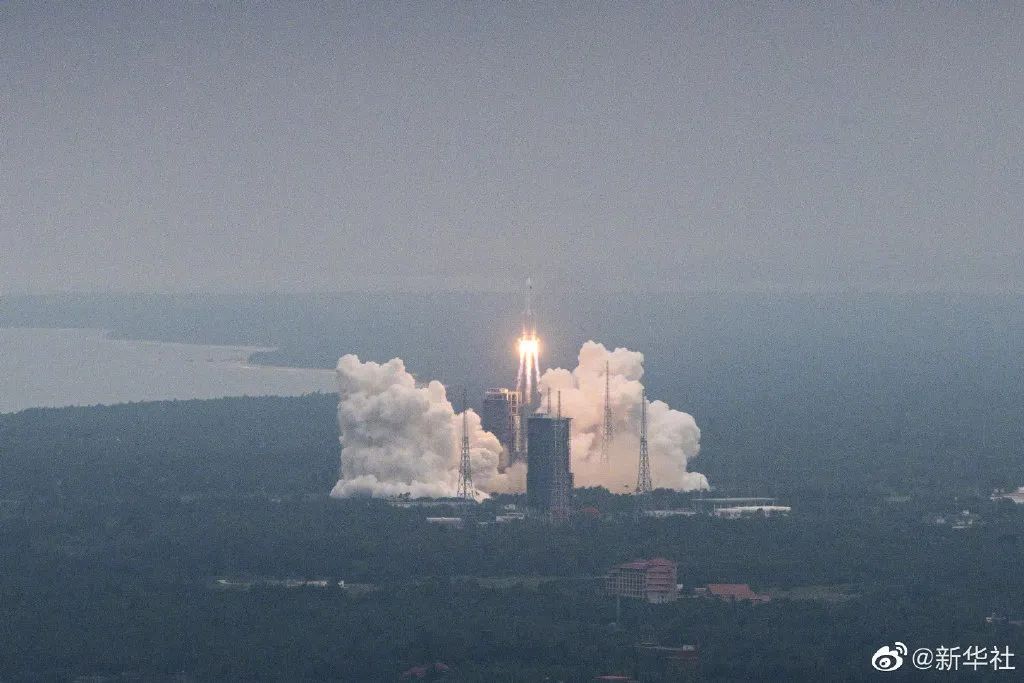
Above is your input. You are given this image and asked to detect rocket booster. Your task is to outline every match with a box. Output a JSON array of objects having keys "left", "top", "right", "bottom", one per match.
[{"left": 516, "top": 277, "right": 541, "bottom": 405}]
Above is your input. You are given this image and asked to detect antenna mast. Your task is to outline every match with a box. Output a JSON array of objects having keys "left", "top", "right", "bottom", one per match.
[
  {"left": 635, "top": 389, "right": 652, "bottom": 497},
  {"left": 458, "top": 389, "right": 475, "bottom": 500},
  {"left": 602, "top": 360, "right": 614, "bottom": 463}
]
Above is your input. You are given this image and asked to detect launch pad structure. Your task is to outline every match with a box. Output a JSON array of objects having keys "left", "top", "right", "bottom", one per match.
[
  {"left": 458, "top": 389, "right": 475, "bottom": 500},
  {"left": 480, "top": 387, "right": 520, "bottom": 467},
  {"left": 526, "top": 389, "right": 572, "bottom": 517},
  {"left": 549, "top": 390, "right": 571, "bottom": 519},
  {"left": 480, "top": 279, "right": 538, "bottom": 468},
  {"left": 602, "top": 360, "right": 614, "bottom": 463},
  {"left": 475, "top": 278, "right": 656, "bottom": 515}
]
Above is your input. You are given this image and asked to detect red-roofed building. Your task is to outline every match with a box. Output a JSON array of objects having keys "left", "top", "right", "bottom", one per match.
[
  {"left": 704, "top": 583, "right": 770, "bottom": 604},
  {"left": 400, "top": 662, "right": 451, "bottom": 679},
  {"left": 605, "top": 558, "right": 678, "bottom": 603}
]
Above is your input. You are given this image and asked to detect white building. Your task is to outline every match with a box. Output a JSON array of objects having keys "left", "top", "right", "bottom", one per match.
[
  {"left": 425, "top": 516, "right": 465, "bottom": 528},
  {"left": 992, "top": 487, "right": 1024, "bottom": 504}
]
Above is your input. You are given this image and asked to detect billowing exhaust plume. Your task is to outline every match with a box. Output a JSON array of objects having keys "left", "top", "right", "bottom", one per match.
[
  {"left": 331, "top": 342, "right": 706, "bottom": 499},
  {"left": 330, "top": 354, "right": 525, "bottom": 499},
  {"left": 538, "top": 341, "right": 708, "bottom": 492}
]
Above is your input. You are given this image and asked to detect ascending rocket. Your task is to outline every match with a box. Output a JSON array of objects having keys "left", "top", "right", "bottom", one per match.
[{"left": 516, "top": 277, "right": 541, "bottom": 405}]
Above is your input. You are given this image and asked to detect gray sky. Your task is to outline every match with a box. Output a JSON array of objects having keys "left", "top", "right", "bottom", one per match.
[{"left": 2, "top": 2, "right": 1022, "bottom": 294}]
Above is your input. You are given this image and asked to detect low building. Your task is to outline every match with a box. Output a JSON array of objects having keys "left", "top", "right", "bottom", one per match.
[
  {"left": 425, "top": 517, "right": 464, "bottom": 529},
  {"left": 693, "top": 497, "right": 776, "bottom": 514},
  {"left": 643, "top": 508, "right": 697, "bottom": 518},
  {"left": 389, "top": 499, "right": 476, "bottom": 509},
  {"left": 991, "top": 487, "right": 1024, "bottom": 504},
  {"left": 702, "top": 583, "right": 771, "bottom": 603},
  {"left": 606, "top": 558, "right": 678, "bottom": 603},
  {"left": 495, "top": 512, "right": 526, "bottom": 523},
  {"left": 713, "top": 505, "right": 790, "bottom": 519},
  {"left": 930, "top": 510, "right": 981, "bottom": 529},
  {"left": 401, "top": 662, "right": 451, "bottom": 679}
]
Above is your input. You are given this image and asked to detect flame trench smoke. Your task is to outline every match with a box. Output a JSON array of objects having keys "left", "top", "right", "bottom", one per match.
[
  {"left": 331, "top": 344, "right": 708, "bottom": 499},
  {"left": 331, "top": 343, "right": 706, "bottom": 498},
  {"left": 330, "top": 354, "right": 525, "bottom": 499},
  {"left": 539, "top": 341, "right": 708, "bottom": 492}
]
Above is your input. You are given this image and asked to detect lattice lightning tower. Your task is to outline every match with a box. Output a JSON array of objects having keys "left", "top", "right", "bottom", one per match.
[
  {"left": 635, "top": 389, "right": 652, "bottom": 496},
  {"left": 602, "top": 360, "right": 614, "bottom": 463},
  {"left": 458, "top": 389, "right": 475, "bottom": 500}
]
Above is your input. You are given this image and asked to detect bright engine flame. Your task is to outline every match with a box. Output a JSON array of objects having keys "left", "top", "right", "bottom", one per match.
[
  {"left": 518, "top": 337, "right": 539, "bottom": 356},
  {"left": 515, "top": 334, "right": 541, "bottom": 404}
]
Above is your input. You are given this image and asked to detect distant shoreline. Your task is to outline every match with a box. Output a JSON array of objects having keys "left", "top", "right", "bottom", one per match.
[{"left": 0, "top": 327, "right": 337, "bottom": 414}]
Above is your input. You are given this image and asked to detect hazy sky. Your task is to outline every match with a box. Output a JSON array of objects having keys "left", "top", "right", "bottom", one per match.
[{"left": 3, "top": 2, "right": 1022, "bottom": 293}]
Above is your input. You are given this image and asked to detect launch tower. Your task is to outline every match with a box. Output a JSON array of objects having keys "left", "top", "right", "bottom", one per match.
[
  {"left": 602, "top": 360, "right": 614, "bottom": 463},
  {"left": 635, "top": 390, "right": 652, "bottom": 505},
  {"left": 481, "top": 387, "right": 520, "bottom": 466},
  {"left": 458, "top": 390, "right": 475, "bottom": 500},
  {"left": 526, "top": 395, "right": 572, "bottom": 515}
]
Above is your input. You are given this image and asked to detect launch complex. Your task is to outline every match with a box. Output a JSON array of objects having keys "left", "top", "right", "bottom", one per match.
[
  {"left": 481, "top": 278, "right": 542, "bottom": 468},
  {"left": 467, "top": 280, "right": 653, "bottom": 516}
]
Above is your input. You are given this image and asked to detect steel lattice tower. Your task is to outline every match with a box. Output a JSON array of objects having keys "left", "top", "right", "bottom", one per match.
[
  {"left": 458, "top": 389, "right": 475, "bottom": 500},
  {"left": 602, "top": 360, "right": 614, "bottom": 463},
  {"left": 635, "top": 389, "right": 652, "bottom": 496}
]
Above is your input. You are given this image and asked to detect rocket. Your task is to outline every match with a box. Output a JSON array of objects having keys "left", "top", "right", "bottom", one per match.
[{"left": 516, "top": 277, "right": 541, "bottom": 404}]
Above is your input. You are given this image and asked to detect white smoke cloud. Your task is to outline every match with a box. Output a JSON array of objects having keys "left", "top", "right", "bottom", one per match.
[
  {"left": 330, "top": 354, "right": 525, "bottom": 499},
  {"left": 331, "top": 341, "right": 706, "bottom": 500},
  {"left": 538, "top": 341, "right": 708, "bottom": 492}
]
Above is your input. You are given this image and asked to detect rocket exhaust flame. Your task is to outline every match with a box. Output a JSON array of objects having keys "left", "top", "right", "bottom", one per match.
[
  {"left": 516, "top": 335, "right": 541, "bottom": 401},
  {"left": 515, "top": 278, "right": 541, "bottom": 404}
]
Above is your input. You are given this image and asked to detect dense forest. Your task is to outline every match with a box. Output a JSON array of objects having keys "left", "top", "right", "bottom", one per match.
[
  {"left": 1, "top": 395, "right": 1023, "bottom": 679},
  {"left": 4, "top": 292, "right": 1024, "bottom": 497},
  {"left": 3, "top": 294, "right": 1024, "bottom": 678}
]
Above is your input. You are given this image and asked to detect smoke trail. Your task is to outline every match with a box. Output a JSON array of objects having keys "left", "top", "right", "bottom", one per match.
[
  {"left": 538, "top": 341, "right": 708, "bottom": 492},
  {"left": 330, "top": 354, "right": 525, "bottom": 499}
]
